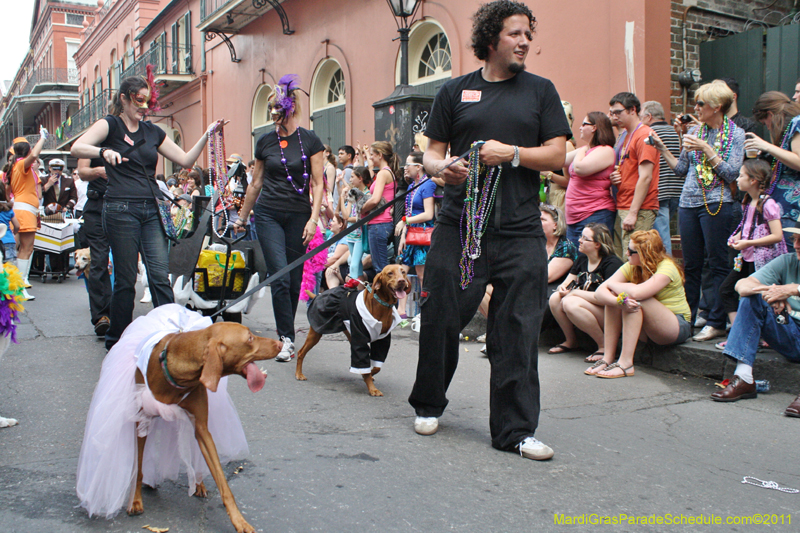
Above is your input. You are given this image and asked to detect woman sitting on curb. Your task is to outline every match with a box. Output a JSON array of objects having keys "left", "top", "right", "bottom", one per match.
[
  {"left": 548, "top": 223, "right": 622, "bottom": 360},
  {"left": 585, "top": 230, "right": 692, "bottom": 378}
]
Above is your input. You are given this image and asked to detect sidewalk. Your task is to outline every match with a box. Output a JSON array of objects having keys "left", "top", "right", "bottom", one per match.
[{"left": 463, "top": 314, "right": 800, "bottom": 394}]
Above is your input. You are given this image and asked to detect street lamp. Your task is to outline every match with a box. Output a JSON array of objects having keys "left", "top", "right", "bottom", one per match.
[{"left": 386, "top": 0, "right": 421, "bottom": 87}]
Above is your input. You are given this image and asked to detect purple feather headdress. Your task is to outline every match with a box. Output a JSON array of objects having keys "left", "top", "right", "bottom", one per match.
[{"left": 272, "top": 74, "right": 302, "bottom": 118}]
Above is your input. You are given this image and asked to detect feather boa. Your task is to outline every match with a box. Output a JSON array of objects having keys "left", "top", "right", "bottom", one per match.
[
  {"left": 299, "top": 228, "right": 327, "bottom": 301},
  {"left": 0, "top": 263, "right": 25, "bottom": 343},
  {"left": 144, "top": 64, "right": 161, "bottom": 113}
]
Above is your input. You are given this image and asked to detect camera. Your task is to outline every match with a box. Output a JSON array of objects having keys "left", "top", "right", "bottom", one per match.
[
  {"left": 644, "top": 134, "right": 656, "bottom": 146},
  {"left": 679, "top": 114, "right": 693, "bottom": 124}
]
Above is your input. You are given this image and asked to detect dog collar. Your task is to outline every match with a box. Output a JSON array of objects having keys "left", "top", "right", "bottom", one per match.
[
  {"left": 159, "top": 339, "right": 188, "bottom": 390},
  {"left": 366, "top": 284, "right": 394, "bottom": 308}
]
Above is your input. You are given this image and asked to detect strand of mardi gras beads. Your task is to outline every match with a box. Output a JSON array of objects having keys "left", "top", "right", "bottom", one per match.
[
  {"left": 208, "top": 124, "right": 232, "bottom": 238},
  {"left": 459, "top": 141, "right": 501, "bottom": 289},
  {"left": 689, "top": 116, "right": 734, "bottom": 191},
  {"left": 767, "top": 121, "right": 794, "bottom": 196}
]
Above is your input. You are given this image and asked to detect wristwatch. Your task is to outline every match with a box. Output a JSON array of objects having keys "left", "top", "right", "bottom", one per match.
[{"left": 511, "top": 145, "right": 520, "bottom": 168}]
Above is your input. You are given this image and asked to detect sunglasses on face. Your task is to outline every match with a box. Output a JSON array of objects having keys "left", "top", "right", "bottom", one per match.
[
  {"left": 695, "top": 100, "right": 706, "bottom": 107},
  {"left": 578, "top": 235, "right": 594, "bottom": 242},
  {"left": 627, "top": 247, "right": 639, "bottom": 255},
  {"left": 581, "top": 122, "right": 593, "bottom": 127}
]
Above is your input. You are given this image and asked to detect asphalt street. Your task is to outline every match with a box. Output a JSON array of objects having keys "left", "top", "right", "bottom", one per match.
[{"left": 0, "top": 276, "right": 798, "bottom": 532}]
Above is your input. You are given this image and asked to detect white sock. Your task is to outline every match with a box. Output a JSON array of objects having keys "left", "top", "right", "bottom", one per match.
[{"left": 734, "top": 362, "right": 754, "bottom": 384}]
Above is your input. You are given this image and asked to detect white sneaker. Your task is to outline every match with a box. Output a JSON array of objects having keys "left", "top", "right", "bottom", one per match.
[
  {"left": 517, "top": 436, "right": 554, "bottom": 461},
  {"left": 414, "top": 416, "right": 439, "bottom": 435},
  {"left": 692, "top": 325, "right": 726, "bottom": 342},
  {"left": 480, "top": 344, "right": 487, "bottom": 354},
  {"left": 275, "top": 336, "right": 295, "bottom": 362},
  {"left": 694, "top": 315, "right": 707, "bottom": 328},
  {"left": 140, "top": 287, "right": 152, "bottom": 304}
]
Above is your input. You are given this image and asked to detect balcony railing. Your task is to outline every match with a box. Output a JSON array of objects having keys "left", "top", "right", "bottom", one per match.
[
  {"left": 201, "top": 0, "right": 236, "bottom": 23},
  {"left": 60, "top": 89, "right": 113, "bottom": 144},
  {"left": 22, "top": 68, "right": 79, "bottom": 95},
  {"left": 119, "top": 43, "right": 193, "bottom": 81},
  {"left": 24, "top": 134, "right": 58, "bottom": 151}
]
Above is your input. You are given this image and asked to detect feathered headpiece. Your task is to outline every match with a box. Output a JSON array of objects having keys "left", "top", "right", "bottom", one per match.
[
  {"left": 271, "top": 74, "right": 302, "bottom": 119},
  {"left": 141, "top": 64, "right": 161, "bottom": 113}
]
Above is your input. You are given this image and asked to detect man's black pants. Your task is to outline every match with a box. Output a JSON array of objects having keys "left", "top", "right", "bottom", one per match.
[
  {"left": 80, "top": 198, "right": 111, "bottom": 325},
  {"left": 408, "top": 223, "right": 547, "bottom": 450}
]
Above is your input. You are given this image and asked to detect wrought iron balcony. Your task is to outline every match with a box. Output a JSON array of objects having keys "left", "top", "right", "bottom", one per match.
[
  {"left": 199, "top": 0, "right": 293, "bottom": 35},
  {"left": 118, "top": 43, "right": 193, "bottom": 96},
  {"left": 59, "top": 89, "right": 113, "bottom": 146},
  {"left": 24, "top": 134, "right": 58, "bottom": 150},
  {"left": 22, "top": 68, "right": 79, "bottom": 95}
]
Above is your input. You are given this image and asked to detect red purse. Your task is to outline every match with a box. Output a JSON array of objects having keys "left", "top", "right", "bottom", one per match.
[{"left": 405, "top": 226, "right": 433, "bottom": 246}]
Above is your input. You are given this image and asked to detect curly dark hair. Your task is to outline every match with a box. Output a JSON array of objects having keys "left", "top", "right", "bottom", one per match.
[{"left": 470, "top": 1, "right": 536, "bottom": 61}]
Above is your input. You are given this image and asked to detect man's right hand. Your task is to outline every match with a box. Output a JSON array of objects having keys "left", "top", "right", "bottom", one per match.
[
  {"left": 609, "top": 168, "right": 622, "bottom": 186},
  {"left": 436, "top": 156, "right": 468, "bottom": 185}
]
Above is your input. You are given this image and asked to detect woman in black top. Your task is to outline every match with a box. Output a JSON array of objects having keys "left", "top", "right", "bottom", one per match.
[
  {"left": 233, "top": 75, "right": 324, "bottom": 362},
  {"left": 547, "top": 223, "right": 623, "bottom": 360},
  {"left": 72, "top": 75, "right": 220, "bottom": 349}
]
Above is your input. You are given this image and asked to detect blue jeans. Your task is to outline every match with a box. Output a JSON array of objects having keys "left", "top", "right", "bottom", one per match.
[
  {"left": 368, "top": 222, "right": 393, "bottom": 272},
  {"left": 103, "top": 200, "right": 173, "bottom": 349},
  {"left": 347, "top": 237, "right": 364, "bottom": 279},
  {"left": 723, "top": 295, "right": 800, "bottom": 367},
  {"left": 254, "top": 207, "right": 309, "bottom": 341},
  {"left": 654, "top": 198, "right": 680, "bottom": 255},
  {"left": 679, "top": 203, "right": 734, "bottom": 329},
  {"left": 566, "top": 209, "right": 616, "bottom": 247}
]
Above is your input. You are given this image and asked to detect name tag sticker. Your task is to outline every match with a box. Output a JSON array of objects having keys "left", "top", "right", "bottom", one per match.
[
  {"left": 124, "top": 134, "right": 134, "bottom": 146},
  {"left": 462, "top": 90, "right": 482, "bottom": 103}
]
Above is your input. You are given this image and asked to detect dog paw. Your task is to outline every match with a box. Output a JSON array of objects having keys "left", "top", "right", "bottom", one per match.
[
  {"left": 233, "top": 518, "right": 256, "bottom": 533},
  {"left": 0, "top": 416, "right": 18, "bottom": 428},
  {"left": 127, "top": 500, "right": 144, "bottom": 515},
  {"left": 369, "top": 389, "right": 384, "bottom": 397},
  {"left": 193, "top": 482, "right": 208, "bottom": 498},
  {"left": 295, "top": 373, "right": 307, "bottom": 381}
]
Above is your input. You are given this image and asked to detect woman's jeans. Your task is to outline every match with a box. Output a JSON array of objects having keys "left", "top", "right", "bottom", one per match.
[
  {"left": 347, "top": 237, "right": 364, "bottom": 279},
  {"left": 679, "top": 203, "right": 734, "bottom": 329},
  {"left": 723, "top": 295, "right": 800, "bottom": 366},
  {"left": 566, "top": 209, "right": 616, "bottom": 247},
  {"left": 654, "top": 197, "right": 680, "bottom": 255},
  {"left": 254, "top": 207, "right": 308, "bottom": 341},
  {"left": 368, "top": 222, "right": 393, "bottom": 272},
  {"left": 103, "top": 199, "right": 173, "bottom": 350}
]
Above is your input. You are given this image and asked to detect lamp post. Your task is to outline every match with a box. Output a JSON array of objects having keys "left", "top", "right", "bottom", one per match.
[
  {"left": 387, "top": 0, "right": 421, "bottom": 88},
  {"left": 373, "top": 0, "right": 431, "bottom": 163}
]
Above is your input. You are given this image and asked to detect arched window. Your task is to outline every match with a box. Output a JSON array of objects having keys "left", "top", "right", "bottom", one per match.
[
  {"left": 397, "top": 20, "right": 452, "bottom": 96},
  {"left": 251, "top": 83, "right": 274, "bottom": 155},
  {"left": 310, "top": 60, "right": 346, "bottom": 151}
]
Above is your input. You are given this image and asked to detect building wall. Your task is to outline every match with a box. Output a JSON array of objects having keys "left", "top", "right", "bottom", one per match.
[
  {"left": 669, "top": 0, "right": 795, "bottom": 116},
  {"left": 140, "top": 0, "right": 673, "bottom": 171}
]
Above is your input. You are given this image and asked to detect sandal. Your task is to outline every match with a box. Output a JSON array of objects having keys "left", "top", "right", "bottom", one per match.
[
  {"left": 548, "top": 344, "right": 579, "bottom": 354},
  {"left": 596, "top": 362, "right": 634, "bottom": 379},
  {"left": 584, "top": 359, "right": 610, "bottom": 375},
  {"left": 584, "top": 351, "right": 605, "bottom": 363}
]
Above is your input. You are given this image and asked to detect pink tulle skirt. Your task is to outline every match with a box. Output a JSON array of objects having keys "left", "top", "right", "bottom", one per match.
[{"left": 76, "top": 305, "right": 249, "bottom": 518}]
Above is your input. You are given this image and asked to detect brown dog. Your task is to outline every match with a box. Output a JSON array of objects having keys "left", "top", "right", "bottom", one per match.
[
  {"left": 296, "top": 264, "right": 410, "bottom": 396},
  {"left": 73, "top": 248, "right": 91, "bottom": 276},
  {"left": 129, "top": 322, "right": 281, "bottom": 533}
]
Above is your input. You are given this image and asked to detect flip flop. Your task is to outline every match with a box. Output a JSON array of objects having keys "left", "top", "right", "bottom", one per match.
[
  {"left": 584, "top": 351, "right": 605, "bottom": 363},
  {"left": 548, "top": 344, "right": 578, "bottom": 354},
  {"left": 584, "top": 360, "right": 610, "bottom": 375},
  {"left": 596, "top": 362, "right": 634, "bottom": 379}
]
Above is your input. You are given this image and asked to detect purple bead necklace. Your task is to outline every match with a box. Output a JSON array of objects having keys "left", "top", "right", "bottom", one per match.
[{"left": 278, "top": 126, "right": 309, "bottom": 194}]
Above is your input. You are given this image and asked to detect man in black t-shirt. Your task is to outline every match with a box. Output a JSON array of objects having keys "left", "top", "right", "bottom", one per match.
[
  {"left": 77, "top": 157, "right": 112, "bottom": 337},
  {"left": 408, "top": 0, "right": 570, "bottom": 461}
]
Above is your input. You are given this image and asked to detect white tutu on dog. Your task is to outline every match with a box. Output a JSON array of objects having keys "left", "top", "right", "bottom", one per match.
[{"left": 76, "top": 304, "right": 249, "bottom": 519}]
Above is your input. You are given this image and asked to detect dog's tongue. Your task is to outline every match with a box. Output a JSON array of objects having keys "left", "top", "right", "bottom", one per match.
[
  {"left": 244, "top": 362, "right": 266, "bottom": 392},
  {"left": 394, "top": 289, "right": 407, "bottom": 300}
]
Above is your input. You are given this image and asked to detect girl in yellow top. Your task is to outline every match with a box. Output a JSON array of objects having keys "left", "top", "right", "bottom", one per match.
[{"left": 586, "top": 230, "right": 691, "bottom": 378}]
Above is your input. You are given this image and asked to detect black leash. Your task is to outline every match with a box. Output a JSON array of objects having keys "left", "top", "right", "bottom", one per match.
[{"left": 211, "top": 147, "right": 476, "bottom": 317}]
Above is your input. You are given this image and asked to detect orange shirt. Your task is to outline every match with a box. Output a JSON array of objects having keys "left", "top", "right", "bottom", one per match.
[
  {"left": 10, "top": 159, "right": 39, "bottom": 207},
  {"left": 616, "top": 125, "right": 660, "bottom": 211}
]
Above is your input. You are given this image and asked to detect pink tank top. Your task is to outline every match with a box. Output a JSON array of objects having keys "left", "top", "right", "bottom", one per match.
[
  {"left": 564, "top": 147, "right": 616, "bottom": 225},
  {"left": 368, "top": 166, "right": 395, "bottom": 225}
]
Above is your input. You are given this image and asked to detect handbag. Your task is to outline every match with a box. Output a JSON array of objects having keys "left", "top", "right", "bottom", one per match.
[{"left": 405, "top": 226, "right": 433, "bottom": 246}]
